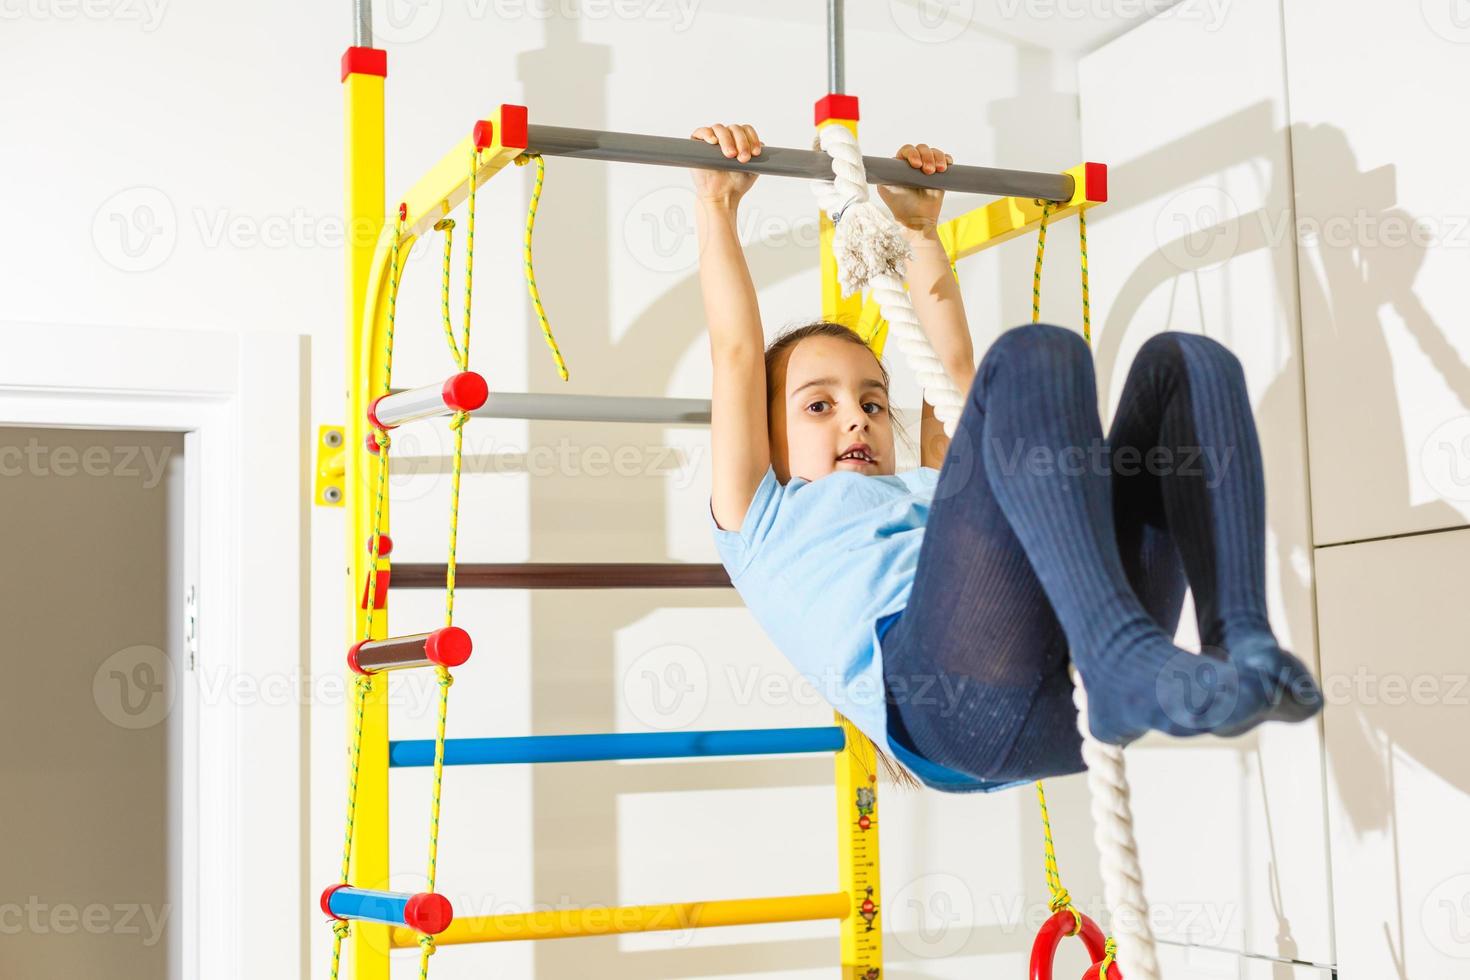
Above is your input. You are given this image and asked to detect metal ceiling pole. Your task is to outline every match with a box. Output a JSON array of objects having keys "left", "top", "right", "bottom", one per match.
[
  {"left": 827, "top": 0, "right": 844, "bottom": 93},
  {"left": 353, "top": 0, "right": 372, "bottom": 46}
]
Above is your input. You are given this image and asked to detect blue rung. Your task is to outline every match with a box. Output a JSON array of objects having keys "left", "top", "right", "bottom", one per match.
[
  {"left": 326, "top": 887, "right": 409, "bottom": 924},
  {"left": 320, "top": 886, "right": 454, "bottom": 934},
  {"left": 388, "top": 726, "right": 847, "bottom": 768}
]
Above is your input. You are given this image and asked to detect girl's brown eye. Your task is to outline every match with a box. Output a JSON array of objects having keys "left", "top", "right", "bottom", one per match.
[{"left": 807, "top": 401, "right": 829, "bottom": 413}]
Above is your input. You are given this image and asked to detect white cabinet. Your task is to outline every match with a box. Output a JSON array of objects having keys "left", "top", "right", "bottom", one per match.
[
  {"left": 1317, "top": 528, "right": 1470, "bottom": 980},
  {"left": 1076, "top": 0, "right": 1331, "bottom": 964}
]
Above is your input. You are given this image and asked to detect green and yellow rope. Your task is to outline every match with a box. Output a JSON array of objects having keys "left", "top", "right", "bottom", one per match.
[
  {"left": 1035, "top": 781, "right": 1083, "bottom": 936},
  {"left": 1031, "top": 195, "right": 1113, "bottom": 973},
  {"left": 411, "top": 147, "right": 484, "bottom": 980},
  {"left": 1030, "top": 198, "right": 1092, "bottom": 342},
  {"left": 1078, "top": 208, "right": 1091, "bottom": 343},
  {"left": 328, "top": 208, "right": 406, "bottom": 980},
  {"left": 516, "top": 152, "right": 569, "bottom": 381},
  {"left": 1031, "top": 200, "right": 1056, "bottom": 324},
  {"left": 434, "top": 215, "right": 459, "bottom": 365}
]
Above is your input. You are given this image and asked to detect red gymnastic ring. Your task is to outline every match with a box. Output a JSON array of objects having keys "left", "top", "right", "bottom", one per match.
[{"left": 1029, "top": 910, "right": 1121, "bottom": 980}]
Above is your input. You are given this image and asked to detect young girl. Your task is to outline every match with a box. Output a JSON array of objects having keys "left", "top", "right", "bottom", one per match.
[{"left": 691, "top": 122, "right": 1321, "bottom": 792}]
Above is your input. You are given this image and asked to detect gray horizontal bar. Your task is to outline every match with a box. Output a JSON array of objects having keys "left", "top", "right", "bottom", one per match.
[
  {"left": 472, "top": 391, "right": 711, "bottom": 425},
  {"left": 526, "top": 124, "right": 1074, "bottom": 201}
]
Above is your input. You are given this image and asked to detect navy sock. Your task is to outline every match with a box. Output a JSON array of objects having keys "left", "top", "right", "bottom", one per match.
[
  {"left": 973, "top": 325, "right": 1305, "bottom": 743},
  {"left": 1110, "top": 333, "right": 1321, "bottom": 726}
]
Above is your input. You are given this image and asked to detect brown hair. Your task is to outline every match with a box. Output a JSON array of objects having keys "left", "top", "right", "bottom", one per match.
[
  {"left": 763, "top": 321, "right": 921, "bottom": 790},
  {"left": 763, "top": 320, "right": 892, "bottom": 410}
]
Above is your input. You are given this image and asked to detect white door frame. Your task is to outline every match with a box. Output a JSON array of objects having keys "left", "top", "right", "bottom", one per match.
[{"left": 0, "top": 322, "right": 308, "bottom": 980}]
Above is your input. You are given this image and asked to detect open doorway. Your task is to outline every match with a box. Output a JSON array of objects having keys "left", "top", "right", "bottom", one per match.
[{"left": 0, "top": 427, "right": 187, "bottom": 978}]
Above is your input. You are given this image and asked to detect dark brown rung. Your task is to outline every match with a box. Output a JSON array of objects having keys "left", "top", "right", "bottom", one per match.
[{"left": 390, "top": 562, "right": 732, "bottom": 589}]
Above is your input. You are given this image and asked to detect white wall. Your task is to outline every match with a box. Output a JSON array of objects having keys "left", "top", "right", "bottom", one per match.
[
  {"left": 1077, "top": 0, "right": 1332, "bottom": 967},
  {"left": 20, "top": 2, "right": 1463, "bottom": 976},
  {"left": 1281, "top": 2, "right": 1470, "bottom": 978},
  {"left": 1, "top": 3, "right": 1097, "bottom": 977}
]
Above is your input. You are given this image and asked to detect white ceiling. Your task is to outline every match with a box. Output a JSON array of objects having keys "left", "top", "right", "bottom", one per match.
[{"left": 699, "top": 0, "right": 1185, "bottom": 55}]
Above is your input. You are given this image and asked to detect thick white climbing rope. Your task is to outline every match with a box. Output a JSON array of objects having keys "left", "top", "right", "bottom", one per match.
[
  {"left": 811, "top": 123, "right": 1161, "bottom": 980},
  {"left": 1073, "top": 683, "right": 1161, "bottom": 980},
  {"left": 811, "top": 126, "right": 966, "bottom": 436}
]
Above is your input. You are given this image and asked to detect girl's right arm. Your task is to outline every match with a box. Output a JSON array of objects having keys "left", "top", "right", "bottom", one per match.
[{"left": 691, "top": 124, "right": 770, "bottom": 531}]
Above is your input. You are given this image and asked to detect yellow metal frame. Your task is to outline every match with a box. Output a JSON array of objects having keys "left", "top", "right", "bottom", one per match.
[
  {"left": 860, "top": 162, "right": 1106, "bottom": 357},
  {"left": 341, "top": 71, "right": 1102, "bottom": 977}
]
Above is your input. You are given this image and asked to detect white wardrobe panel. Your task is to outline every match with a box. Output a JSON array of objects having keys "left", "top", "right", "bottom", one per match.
[
  {"left": 1077, "top": 0, "right": 1330, "bottom": 964},
  {"left": 1283, "top": 0, "right": 1470, "bottom": 545},
  {"left": 1316, "top": 528, "right": 1470, "bottom": 980}
]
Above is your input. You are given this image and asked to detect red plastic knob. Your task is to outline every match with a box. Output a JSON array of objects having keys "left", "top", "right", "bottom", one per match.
[
  {"left": 320, "top": 883, "right": 349, "bottom": 920},
  {"left": 442, "top": 371, "right": 489, "bottom": 413},
  {"left": 425, "top": 627, "right": 473, "bottom": 668},
  {"left": 472, "top": 120, "right": 494, "bottom": 150},
  {"left": 404, "top": 892, "right": 454, "bottom": 935}
]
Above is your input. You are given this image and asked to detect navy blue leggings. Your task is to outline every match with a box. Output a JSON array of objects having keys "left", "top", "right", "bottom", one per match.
[{"left": 880, "top": 324, "right": 1281, "bottom": 783}]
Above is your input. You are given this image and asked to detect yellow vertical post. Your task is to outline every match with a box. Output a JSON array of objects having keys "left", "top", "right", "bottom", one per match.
[
  {"left": 815, "top": 95, "right": 865, "bottom": 334},
  {"left": 342, "top": 45, "right": 391, "bottom": 980},
  {"left": 834, "top": 719, "right": 883, "bottom": 977},
  {"left": 817, "top": 91, "right": 884, "bottom": 979}
]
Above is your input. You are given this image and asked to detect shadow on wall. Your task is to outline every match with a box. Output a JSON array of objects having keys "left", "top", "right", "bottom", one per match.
[
  {"left": 501, "top": 20, "right": 1470, "bottom": 978},
  {"left": 514, "top": 16, "right": 859, "bottom": 980},
  {"left": 504, "top": 15, "right": 1098, "bottom": 979},
  {"left": 1093, "top": 101, "right": 1470, "bottom": 830},
  {"left": 1090, "top": 99, "right": 1468, "bottom": 977}
]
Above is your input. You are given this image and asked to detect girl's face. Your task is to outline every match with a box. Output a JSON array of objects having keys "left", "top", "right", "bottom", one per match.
[{"left": 770, "top": 335, "right": 896, "bottom": 483}]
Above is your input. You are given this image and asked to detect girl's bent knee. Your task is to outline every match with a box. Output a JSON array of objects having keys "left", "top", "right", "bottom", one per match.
[
  {"left": 1140, "top": 330, "right": 1241, "bottom": 374},
  {"left": 983, "top": 324, "right": 1092, "bottom": 377}
]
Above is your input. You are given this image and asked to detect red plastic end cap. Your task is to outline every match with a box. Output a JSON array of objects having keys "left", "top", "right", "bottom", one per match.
[
  {"left": 366, "top": 394, "right": 395, "bottom": 432},
  {"left": 340, "top": 47, "right": 387, "bottom": 83},
  {"left": 320, "top": 884, "right": 350, "bottom": 920},
  {"left": 346, "top": 641, "right": 371, "bottom": 675},
  {"left": 1084, "top": 162, "right": 1108, "bottom": 203},
  {"left": 499, "top": 104, "right": 529, "bottom": 149},
  {"left": 404, "top": 892, "right": 454, "bottom": 935},
  {"left": 472, "top": 120, "right": 494, "bottom": 150},
  {"left": 442, "top": 371, "right": 489, "bottom": 412},
  {"left": 365, "top": 432, "right": 381, "bottom": 454},
  {"left": 425, "top": 626, "right": 473, "bottom": 668},
  {"left": 814, "top": 93, "right": 860, "bottom": 126},
  {"left": 370, "top": 533, "right": 393, "bottom": 557}
]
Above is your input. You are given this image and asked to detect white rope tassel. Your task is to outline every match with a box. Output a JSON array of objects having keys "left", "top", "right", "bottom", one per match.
[
  {"left": 811, "top": 125, "right": 965, "bottom": 436},
  {"left": 812, "top": 123, "right": 1161, "bottom": 980},
  {"left": 1074, "top": 680, "right": 1161, "bottom": 980}
]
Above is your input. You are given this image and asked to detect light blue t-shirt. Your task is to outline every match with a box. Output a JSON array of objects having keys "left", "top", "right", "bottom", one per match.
[{"left": 710, "top": 465, "right": 1016, "bottom": 793}]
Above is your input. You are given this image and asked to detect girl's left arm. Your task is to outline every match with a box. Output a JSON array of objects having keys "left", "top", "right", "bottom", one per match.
[{"left": 878, "top": 143, "right": 975, "bottom": 469}]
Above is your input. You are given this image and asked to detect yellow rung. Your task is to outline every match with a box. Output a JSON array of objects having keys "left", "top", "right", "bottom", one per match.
[{"left": 389, "top": 891, "right": 851, "bottom": 947}]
